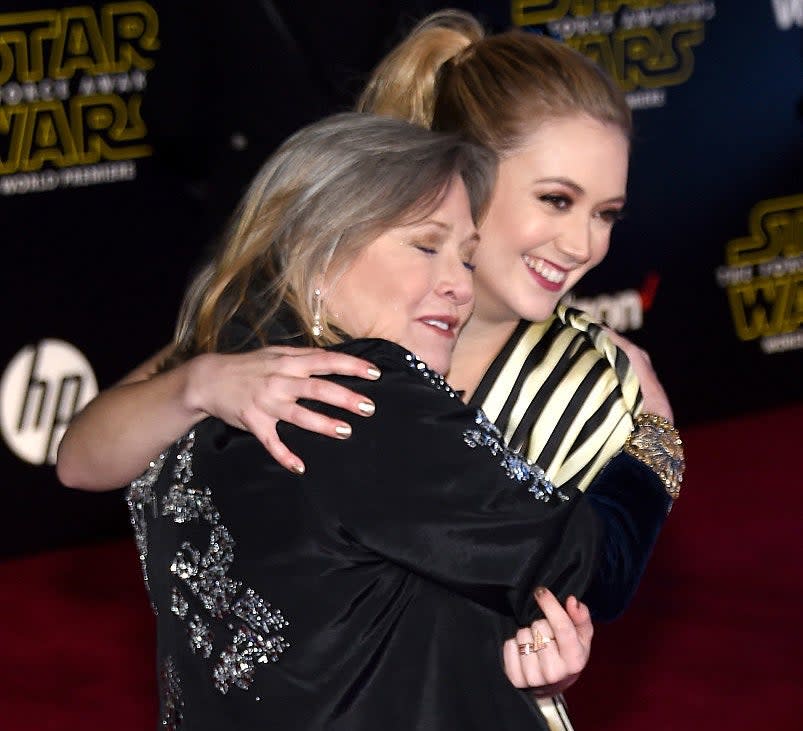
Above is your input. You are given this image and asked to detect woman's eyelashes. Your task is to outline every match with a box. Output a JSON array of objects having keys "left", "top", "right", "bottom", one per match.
[
  {"left": 412, "top": 242, "right": 476, "bottom": 272},
  {"left": 539, "top": 192, "right": 626, "bottom": 226},
  {"left": 539, "top": 192, "right": 572, "bottom": 210},
  {"left": 597, "top": 208, "right": 626, "bottom": 225}
]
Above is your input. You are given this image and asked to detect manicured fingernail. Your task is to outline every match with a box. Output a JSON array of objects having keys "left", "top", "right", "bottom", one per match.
[
  {"left": 335, "top": 424, "right": 352, "bottom": 438},
  {"left": 366, "top": 367, "right": 381, "bottom": 379},
  {"left": 290, "top": 463, "right": 305, "bottom": 475},
  {"left": 358, "top": 401, "right": 375, "bottom": 415},
  {"left": 534, "top": 586, "right": 547, "bottom": 598}
]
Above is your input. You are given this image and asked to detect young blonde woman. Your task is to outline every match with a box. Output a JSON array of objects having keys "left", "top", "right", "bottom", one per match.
[{"left": 58, "top": 11, "right": 683, "bottom": 729}]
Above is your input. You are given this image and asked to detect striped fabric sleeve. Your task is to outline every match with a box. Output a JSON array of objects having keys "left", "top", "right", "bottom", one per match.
[{"left": 471, "top": 306, "right": 642, "bottom": 492}]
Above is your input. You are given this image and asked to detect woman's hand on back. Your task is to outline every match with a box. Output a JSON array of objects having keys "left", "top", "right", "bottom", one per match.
[{"left": 187, "top": 345, "right": 380, "bottom": 473}]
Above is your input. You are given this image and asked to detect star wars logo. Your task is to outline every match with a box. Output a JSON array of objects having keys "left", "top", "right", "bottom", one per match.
[
  {"left": 511, "top": 0, "right": 716, "bottom": 109},
  {"left": 0, "top": 2, "right": 159, "bottom": 194},
  {"left": 715, "top": 194, "right": 803, "bottom": 354}
]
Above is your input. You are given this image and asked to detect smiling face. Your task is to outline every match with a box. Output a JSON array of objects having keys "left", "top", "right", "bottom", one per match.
[
  {"left": 471, "top": 114, "right": 629, "bottom": 326},
  {"left": 324, "top": 176, "right": 478, "bottom": 375}
]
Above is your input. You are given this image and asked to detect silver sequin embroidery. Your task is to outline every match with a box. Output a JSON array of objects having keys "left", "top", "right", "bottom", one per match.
[
  {"left": 159, "top": 655, "right": 183, "bottom": 729},
  {"left": 188, "top": 615, "right": 214, "bottom": 658},
  {"left": 160, "top": 429, "right": 290, "bottom": 694},
  {"left": 126, "top": 451, "right": 167, "bottom": 612},
  {"left": 161, "top": 432, "right": 219, "bottom": 524},
  {"left": 170, "top": 526, "right": 242, "bottom": 618},
  {"left": 171, "top": 587, "right": 188, "bottom": 620},
  {"left": 464, "top": 410, "right": 564, "bottom": 502},
  {"left": 213, "top": 623, "right": 288, "bottom": 694}
]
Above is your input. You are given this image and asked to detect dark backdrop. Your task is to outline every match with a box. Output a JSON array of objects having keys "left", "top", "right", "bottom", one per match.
[{"left": 1, "top": 0, "right": 801, "bottom": 557}]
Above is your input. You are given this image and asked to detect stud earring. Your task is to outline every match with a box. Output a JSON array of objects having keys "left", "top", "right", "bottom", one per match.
[{"left": 312, "top": 288, "right": 322, "bottom": 337}]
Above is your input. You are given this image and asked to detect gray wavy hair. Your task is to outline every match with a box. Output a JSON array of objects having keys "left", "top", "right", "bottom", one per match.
[{"left": 169, "top": 112, "right": 497, "bottom": 363}]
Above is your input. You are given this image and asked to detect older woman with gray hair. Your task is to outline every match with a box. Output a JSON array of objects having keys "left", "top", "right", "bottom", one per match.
[{"left": 121, "top": 112, "right": 657, "bottom": 730}]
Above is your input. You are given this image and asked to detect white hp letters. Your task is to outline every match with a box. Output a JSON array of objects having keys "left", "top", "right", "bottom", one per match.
[{"left": 0, "top": 340, "right": 98, "bottom": 465}]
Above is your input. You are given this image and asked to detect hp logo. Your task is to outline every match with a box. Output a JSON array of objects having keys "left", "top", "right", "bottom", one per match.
[{"left": 0, "top": 339, "right": 98, "bottom": 466}]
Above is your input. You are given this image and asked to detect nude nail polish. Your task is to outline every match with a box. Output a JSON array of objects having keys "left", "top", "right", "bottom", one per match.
[{"left": 358, "top": 401, "right": 376, "bottom": 415}]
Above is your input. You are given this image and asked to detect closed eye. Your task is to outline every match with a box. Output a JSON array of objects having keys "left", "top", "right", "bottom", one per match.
[{"left": 414, "top": 244, "right": 437, "bottom": 255}]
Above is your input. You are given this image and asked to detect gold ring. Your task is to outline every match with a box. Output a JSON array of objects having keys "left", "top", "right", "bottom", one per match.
[
  {"left": 532, "top": 628, "right": 552, "bottom": 649},
  {"left": 517, "top": 633, "right": 553, "bottom": 656}
]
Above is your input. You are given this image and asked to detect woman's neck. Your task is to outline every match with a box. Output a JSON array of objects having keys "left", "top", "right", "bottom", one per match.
[{"left": 448, "top": 315, "right": 520, "bottom": 402}]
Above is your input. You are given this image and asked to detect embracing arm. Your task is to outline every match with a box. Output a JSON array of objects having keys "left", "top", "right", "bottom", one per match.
[
  {"left": 57, "top": 346, "right": 211, "bottom": 491},
  {"left": 580, "top": 451, "right": 672, "bottom": 621},
  {"left": 578, "top": 330, "right": 681, "bottom": 621},
  {"left": 56, "top": 345, "right": 380, "bottom": 491},
  {"left": 281, "top": 342, "right": 604, "bottom": 628}
]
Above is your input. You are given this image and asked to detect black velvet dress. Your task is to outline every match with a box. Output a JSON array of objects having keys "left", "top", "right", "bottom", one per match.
[{"left": 127, "top": 334, "right": 668, "bottom": 730}]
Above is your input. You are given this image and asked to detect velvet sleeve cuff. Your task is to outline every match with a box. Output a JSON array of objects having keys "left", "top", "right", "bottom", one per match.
[{"left": 581, "top": 451, "right": 671, "bottom": 621}]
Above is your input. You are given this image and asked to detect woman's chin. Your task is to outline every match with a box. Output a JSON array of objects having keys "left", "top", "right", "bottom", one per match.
[
  {"left": 519, "top": 293, "right": 565, "bottom": 322},
  {"left": 475, "top": 286, "right": 563, "bottom": 325}
]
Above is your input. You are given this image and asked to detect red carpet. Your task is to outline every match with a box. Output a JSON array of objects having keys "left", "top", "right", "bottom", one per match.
[
  {"left": 0, "top": 539, "right": 156, "bottom": 728},
  {"left": 2, "top": 402, "right": 801, "bottom": 729},
  {"left": 570, "top": 401, "right": 803, "bottom": 729}
]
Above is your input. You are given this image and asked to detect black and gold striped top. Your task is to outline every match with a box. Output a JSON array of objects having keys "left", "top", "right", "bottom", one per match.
[{"left": 469, "top": 305, "right": 643, "bottom": 493}]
